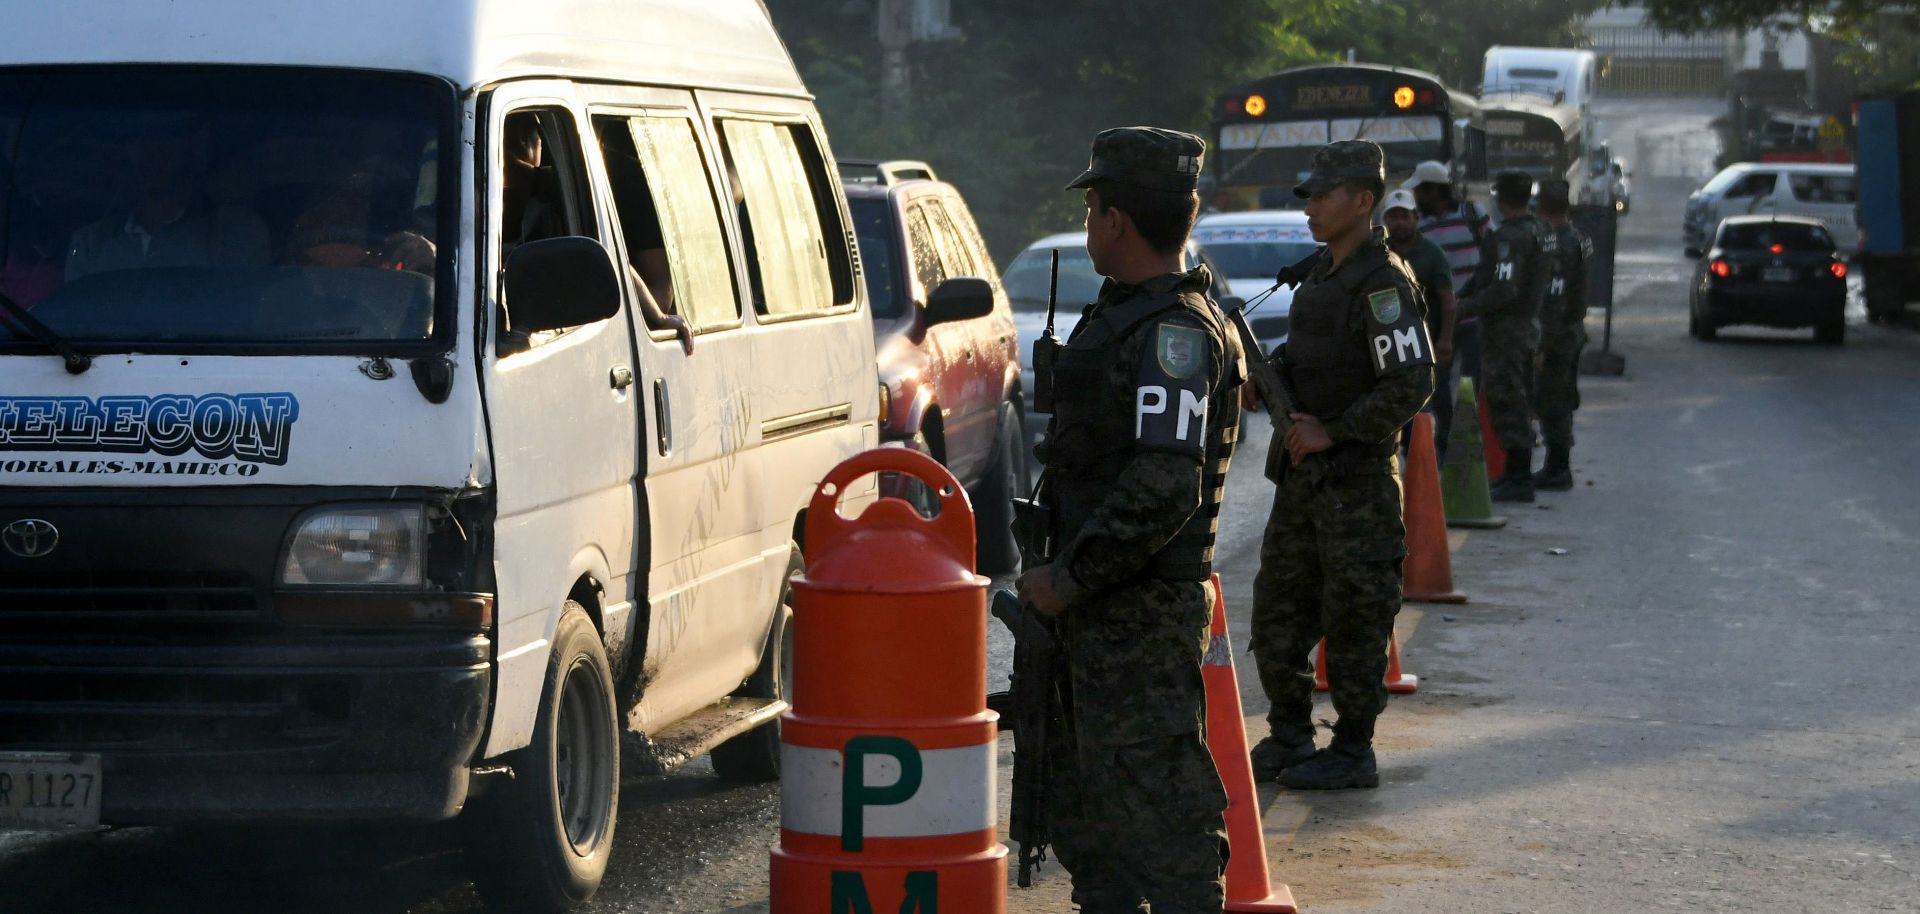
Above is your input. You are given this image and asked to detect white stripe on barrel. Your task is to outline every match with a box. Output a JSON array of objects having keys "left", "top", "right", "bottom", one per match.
[{"left": 781, "top": 741, "right": 996, "bottom": 839}]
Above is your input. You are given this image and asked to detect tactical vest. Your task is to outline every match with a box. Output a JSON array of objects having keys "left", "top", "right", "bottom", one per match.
[
  {"left": 1542, "top": 224, "right": 1585, "bottom": 332},
  {"left": 1281, "top": 242, "right": 1406, "bottom": 470},
  {"left": 1047, "top": 282, "right": 1241, "bottom": 583}
]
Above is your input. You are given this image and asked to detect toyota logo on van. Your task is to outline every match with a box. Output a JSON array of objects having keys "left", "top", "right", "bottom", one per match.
[{"left": 2, "top": 519, "right": 59, "bottom": 558}]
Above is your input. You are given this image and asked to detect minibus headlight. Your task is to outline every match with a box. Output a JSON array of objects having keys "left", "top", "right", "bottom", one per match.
[{"left": 280, "top": 505, "right": 425, "bottom": 587}]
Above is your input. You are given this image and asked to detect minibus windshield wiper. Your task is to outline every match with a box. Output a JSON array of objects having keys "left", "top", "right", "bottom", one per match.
[{"left": 0, "top": 290, "right": 92, "bottom": 374}]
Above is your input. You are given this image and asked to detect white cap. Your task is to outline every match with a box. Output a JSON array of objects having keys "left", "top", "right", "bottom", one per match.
[
  {"left": 1383, "top": 188, "right": 1418, "bottom": 213},
  {"left": 1401, "top": 160, "right": 1451, "bottom": 189}
]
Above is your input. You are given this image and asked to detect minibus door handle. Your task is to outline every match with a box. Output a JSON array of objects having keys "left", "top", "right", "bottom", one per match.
[{"left": 653, "top": 379, "right": 673, "bottom": 456}]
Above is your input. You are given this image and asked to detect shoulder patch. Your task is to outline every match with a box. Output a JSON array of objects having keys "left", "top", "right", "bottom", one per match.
[
  {"left": 1368, "top": 288, "right": 1403, "bottom": 325},
  {"left": 1156, "top": 323, "right": 1206, "bottom": 380}
]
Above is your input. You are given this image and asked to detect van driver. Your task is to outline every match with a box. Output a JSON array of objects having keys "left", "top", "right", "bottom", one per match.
[{"left": 65, "top": 117, "right": 270, "bottom": 280}]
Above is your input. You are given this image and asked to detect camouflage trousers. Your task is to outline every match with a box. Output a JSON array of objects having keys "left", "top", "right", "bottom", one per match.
[
  {"left": 1481, "top": 317, "right": 1538, "bottom": 452},
  {"left": 1533, "top": 328, "right": 1586, "bottom": 450},
  {"left": 1250, "top": 467, "right": 1406, "bottom": 743},
  {"left": 1049, "top": 581, "right": 1227, "bottom": 913}
]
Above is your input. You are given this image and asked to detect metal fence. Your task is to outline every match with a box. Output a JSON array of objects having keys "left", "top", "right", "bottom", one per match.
[{"left": 1589, "top": 25, "right": 1730, "bottom": 96}]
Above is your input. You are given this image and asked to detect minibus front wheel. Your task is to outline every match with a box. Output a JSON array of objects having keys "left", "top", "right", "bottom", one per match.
[{"left": 463, "top": 601, "right": 619, "bottom": 912}]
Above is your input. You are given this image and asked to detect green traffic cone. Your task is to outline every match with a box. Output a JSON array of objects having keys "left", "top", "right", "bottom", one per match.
[{"left": 1442, "top": 377, "right": 1508, "bottom": 529}]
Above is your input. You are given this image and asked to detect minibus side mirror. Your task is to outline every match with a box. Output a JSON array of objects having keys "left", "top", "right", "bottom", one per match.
[
  {"left": 924, "top": 277, "right": 995, "bottom": 325},
  {"left": 503, "top": 236, "right": 622, "bottom": 334}
]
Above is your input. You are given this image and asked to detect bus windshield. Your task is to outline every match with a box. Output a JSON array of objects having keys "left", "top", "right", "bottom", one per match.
[
  {"left": 1485, "top": 115, "right": 1570, "bottom": 180},
  {"left": 1217, "top": 115, "right": 1447, "bottom": 189},
  {"left": 0, "top": 66, "right": 455, "bottom": 353}
]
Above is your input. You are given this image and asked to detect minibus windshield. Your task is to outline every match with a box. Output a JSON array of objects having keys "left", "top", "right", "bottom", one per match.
[{"left": 0, "top": 67, "right": 456, "bottom": 353}]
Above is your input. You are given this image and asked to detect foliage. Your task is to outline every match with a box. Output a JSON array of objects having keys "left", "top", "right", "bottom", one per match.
[{"left": 770, "top": 0, "right": 1596, "bottom": 262}]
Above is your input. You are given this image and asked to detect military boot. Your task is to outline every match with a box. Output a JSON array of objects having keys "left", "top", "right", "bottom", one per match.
[
  {"left": 1490, "top": 447, "right": 1535, "bottom": 502},
  {"left": 1274, "top": 729, "right": 1382, "bottom": 791},
  {"left": 1249, "top": 732, "right": 1318, "bottom": 780},
  {"left": 1532, "top": 445, "right": 1573, "bottom": 491}
]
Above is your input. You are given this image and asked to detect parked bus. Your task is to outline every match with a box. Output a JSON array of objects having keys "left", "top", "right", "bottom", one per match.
[
  {"left": 1483, "top": 96, "right": 1593, "bottom": 200},
  {"left": 1210, "top": 63, "right": 1485, "bottom": 210},
  {"left": 1481, "top": 47, "right": 1607, "bottom": 204},
  {"left": 1482, "top": 47, "right": 1599, "bottom": 116}
]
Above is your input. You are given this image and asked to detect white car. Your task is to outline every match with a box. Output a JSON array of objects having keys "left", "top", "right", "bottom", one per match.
[
  {"left": 1002, "top": 232, "right": 1241, "bottom": 414},
  {"left": 1684, "top": 162, "right": 1858, "bottom": 256},
  {"left": 1192, "top": 210, "right": 1319, "bottom": 349}
]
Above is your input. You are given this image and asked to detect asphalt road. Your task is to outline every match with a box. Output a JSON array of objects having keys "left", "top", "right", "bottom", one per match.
[{"left": 7, "top": 96, "right": 1920, "bottom": 912}]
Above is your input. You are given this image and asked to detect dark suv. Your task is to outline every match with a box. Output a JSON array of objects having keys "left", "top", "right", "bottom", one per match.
[{"left": 843, "top": 160, "right": 1026, "bottom": 574}]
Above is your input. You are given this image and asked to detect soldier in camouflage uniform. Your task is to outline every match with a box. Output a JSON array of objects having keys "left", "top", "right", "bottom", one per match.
[
  {"left": 1531, "top": 179, "right": 1591, "bottom": 491},
  {"left": 1459, "top": 171, "right": 1552, "bottom": 503},
  {"left": 1245, "top": 141, "right": 1434, "bottom": 790},
  {"left": 1016, "top": 126, "right": 1245, "bottom": 912}
]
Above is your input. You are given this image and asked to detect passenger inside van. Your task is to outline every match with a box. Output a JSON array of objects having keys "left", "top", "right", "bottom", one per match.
[
  {"left": 589, "top": 116, "right": 692, "bottom": 354},
  {"left": 64, "top": 116, "right": 270, "bottom": 280},
  {"left": 507, "top": 112, "right": 691, "bottom": 353}
]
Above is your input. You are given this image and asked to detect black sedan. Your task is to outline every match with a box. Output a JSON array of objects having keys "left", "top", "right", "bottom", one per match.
[{"left": 1690, "top": 215, "right": 1848, "bottom": 344}]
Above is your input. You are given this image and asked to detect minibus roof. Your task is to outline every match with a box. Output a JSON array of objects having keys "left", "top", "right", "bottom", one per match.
[{"left": 0, "top": 0, "right": 807, "bottom": 96}]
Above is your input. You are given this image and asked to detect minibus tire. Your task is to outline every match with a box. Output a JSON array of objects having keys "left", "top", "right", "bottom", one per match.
[
  {"left": 712, "top": 551, "right": 799, "bottom": 783},
  {"left": 973, "top": 404, "right": 1026, "bottom": 576},
  {"left": 463, "top": 602, "right": 618, "bottom": 913}
]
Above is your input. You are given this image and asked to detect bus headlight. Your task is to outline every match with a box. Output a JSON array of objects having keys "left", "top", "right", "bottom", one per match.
[{"left": 279, "top": 504, "right": 425, "bottom": 587}]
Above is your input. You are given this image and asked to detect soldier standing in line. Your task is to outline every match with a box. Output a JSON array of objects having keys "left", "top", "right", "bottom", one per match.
[
  {"left": 1015, "top": 126, "right": 1245, "bottom": 911},
  {"left": 1460, "top": 170, "right": 1552, "bottom": 503},
  {"left": 1245, "top": 140, "right": 1434, "bottom": 790},
  {"left": 1531, "top": 179, "right": 1592, "bottom": 491}
]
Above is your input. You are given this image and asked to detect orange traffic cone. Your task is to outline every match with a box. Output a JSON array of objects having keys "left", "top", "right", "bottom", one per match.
[
  {"left": 1204, "top": 576, "right": 1297, "bottom": 913},
  {"left": 1402, "top": 413, "right": 1467, "bottom": 604},
  {"left": 1313, "top": 634, "right": 1418, "bottom": 695},
  {"left": 1477, "top": 391, "right": 1505, "bottom": 480}
]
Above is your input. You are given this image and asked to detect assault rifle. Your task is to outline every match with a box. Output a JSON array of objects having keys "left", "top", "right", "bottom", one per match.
[
  {"left": 999, "top": 439, "right": 1060, "bottom": 886},
  {"left": 990, "top": 587, "right": 1060, "bottom": 888},
  {"left": 1231, "top": 253, "right": 1327, "bottom": 485}
]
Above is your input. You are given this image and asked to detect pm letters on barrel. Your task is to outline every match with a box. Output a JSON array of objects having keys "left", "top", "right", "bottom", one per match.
[{"left": 836, "top": 736, "right": 936, "bottom": 912}]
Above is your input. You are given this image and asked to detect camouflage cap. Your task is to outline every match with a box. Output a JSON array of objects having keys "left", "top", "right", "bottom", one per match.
[
  {"left": 1293, "top": 140, "right": 1385, "bottom": 199},
  {"left": 1494, "top": 170, "right": 1536, "bottom": 201},
  {"left": 1067, "top": 126, "right": 1205, "bottom": 193},
  {"left": 1536, "top": 178, "right": 1572, "bottom": 204}
]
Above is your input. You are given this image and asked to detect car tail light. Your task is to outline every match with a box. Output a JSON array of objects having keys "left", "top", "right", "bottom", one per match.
[
  {"left": 1710, "top": 260, "right": 1732, "bottom": 278},
  {"left": 1769, "top": 243, "right": 1785, "bottom": 254},
  {"left": 1831, "top": 261, "right": 1848, "bottom": 279}
]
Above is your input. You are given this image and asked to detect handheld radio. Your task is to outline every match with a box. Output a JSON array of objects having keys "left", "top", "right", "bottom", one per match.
[{"left": 1031, "top": 250, "right": 1063, "bottom": 414}]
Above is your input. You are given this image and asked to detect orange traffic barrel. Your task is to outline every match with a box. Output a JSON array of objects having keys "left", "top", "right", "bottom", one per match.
[{"left": 769, "top": 448, "right": 1007, "bottom": 913}]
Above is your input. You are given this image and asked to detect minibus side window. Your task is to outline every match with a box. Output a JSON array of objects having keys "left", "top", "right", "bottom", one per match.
[
  {"left": 593, "top": 114, "right": 740, "bottom": 335},
  {"left": 717, "top": 120, "right": 854, "bottom": 318},
  {"left": 1788, "top": 173, "right": 1856, "bottom": 204},
  {"left": 498, "top": 107, "right": 597, "bottom": 352}
]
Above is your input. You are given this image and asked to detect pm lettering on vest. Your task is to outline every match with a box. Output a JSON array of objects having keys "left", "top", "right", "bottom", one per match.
[
  {"left": 1136, "top": 385, "right": 1208, "bottom": 449},
  {"left": 1495, "top": 261, "right": 1515, "bottom": 282},
  {"left": 1371, "top": 327, "right": 1427, "bottom": 372}
]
